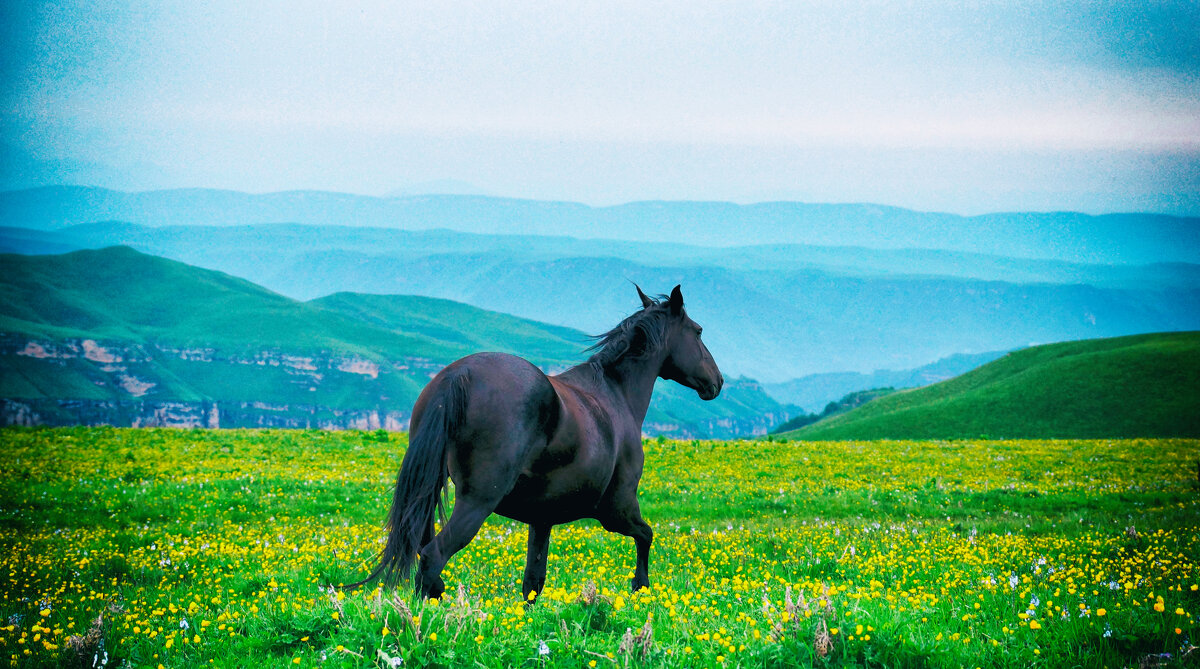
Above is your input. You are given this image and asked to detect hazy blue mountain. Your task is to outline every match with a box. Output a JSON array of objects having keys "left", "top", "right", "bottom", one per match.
[
  {"left": 3, "top": 222, "right": 1198, "bottom": 383},
  {"left": 3, "top": 186, "right": 1198, "bottom": 264},
  {"left": 765, "top": 350, "right": 1013, "bottom": 413},
  {"left": 8, "top": 222, "right": 1200, "bottom": 291},
  {"left": 0, "top": 226, "right": 83, "bottom": 256},
  {"left": 256, "top": 254, "right": 1200, "bottom": 383}
]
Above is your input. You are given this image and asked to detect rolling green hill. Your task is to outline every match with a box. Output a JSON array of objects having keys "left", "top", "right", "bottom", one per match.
[
  {"left": 0, "top": 246, "right": 475, "bottom": 361},
  {"left": 309, "top": 292, "right": 584, "bottom": 367},
  {"left": 776, "top": 332, "right": 1200, "bottom": 440},
  {"left": 0, "top": 247, "right": 791, "bottom": 436}
]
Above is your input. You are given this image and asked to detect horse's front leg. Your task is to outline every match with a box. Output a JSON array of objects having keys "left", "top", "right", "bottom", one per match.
[
  {"left": 599, "top": 500, "right": 654, "bottom": 592},
  {"left": 522, "top": 523, "right": 553, "bottom": 603}
]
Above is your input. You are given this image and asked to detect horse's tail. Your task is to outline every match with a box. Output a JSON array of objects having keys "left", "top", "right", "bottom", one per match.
[{"left": 341, "top": 370, "right": 470, "bottom": 591}]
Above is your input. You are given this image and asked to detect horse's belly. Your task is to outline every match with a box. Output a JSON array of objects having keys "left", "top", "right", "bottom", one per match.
[{"left": 493, "top": 470, "right": 608, "bottom": 525}]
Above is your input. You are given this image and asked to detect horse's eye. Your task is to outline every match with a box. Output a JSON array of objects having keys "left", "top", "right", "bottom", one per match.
[{"left": 696, "top": 327, "right": 703, "bottom": 337}]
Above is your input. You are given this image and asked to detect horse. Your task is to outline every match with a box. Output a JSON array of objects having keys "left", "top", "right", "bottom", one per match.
[{"left": 345, "top": 284, "right": 723, "bottom": 600}]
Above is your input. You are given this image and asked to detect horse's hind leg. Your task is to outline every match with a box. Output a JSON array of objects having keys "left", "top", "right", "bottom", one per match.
[
  {"left": 599, "top": 502, "right": 654, "bottom": 592},
  {"left": 521, "top": 523, "right": 552, "bottom": 603},
  {"left": 415, "top": 494, "right": 496, "bottom": 599}
]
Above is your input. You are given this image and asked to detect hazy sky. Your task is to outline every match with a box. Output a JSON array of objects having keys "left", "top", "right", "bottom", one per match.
[{"left": 3, "top": 1, "right": 1198, "bottom": 214}]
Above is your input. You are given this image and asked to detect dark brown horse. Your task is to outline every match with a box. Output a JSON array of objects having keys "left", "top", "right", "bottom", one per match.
[{"left": 346, "top": 285, "right": 723, "bottom": 600}]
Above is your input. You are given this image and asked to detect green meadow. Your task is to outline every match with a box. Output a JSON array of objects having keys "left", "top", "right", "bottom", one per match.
[{"left": 2, "top": 428, "right": 1198, "bottom": 668}]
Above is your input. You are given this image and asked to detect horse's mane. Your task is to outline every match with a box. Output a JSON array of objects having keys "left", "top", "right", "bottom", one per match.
[{"left": 585, "top": 295, "right": 671, "bottom": 369}]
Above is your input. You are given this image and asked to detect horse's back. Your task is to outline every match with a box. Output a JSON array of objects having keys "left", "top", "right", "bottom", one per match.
[{"left": 417, "top": 351, "right": 557, "bottom": 436}]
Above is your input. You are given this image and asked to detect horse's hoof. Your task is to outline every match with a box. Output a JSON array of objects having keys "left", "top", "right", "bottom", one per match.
[
  {"left": 418, "top": 575, "right": 446, "bottom": 600},
  {"left": 629, "top": 578, "right": 650, "bottom": 592},
  {"left": 422, "top": 587, "right": 445, "bottom": 601}
]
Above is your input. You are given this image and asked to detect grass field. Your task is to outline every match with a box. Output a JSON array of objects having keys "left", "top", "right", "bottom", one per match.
[{"left": 2, "top": 428, "right": 1198, "bottom": 668}]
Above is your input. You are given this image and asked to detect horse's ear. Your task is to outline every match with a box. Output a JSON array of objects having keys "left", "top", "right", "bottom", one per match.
[
  {"left": 668, "top": 285, "right": 683, "bottom": 315},
  {"left": 635, "top": 284, "right": 654, "bottom": 309}
]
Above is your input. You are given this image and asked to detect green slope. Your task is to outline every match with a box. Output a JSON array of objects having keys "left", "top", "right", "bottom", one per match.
[
  {"left": 309, "top": 292, "right": 585, "bottom": 367},
  {"left": 0, "top": 247, "right": 596, "bottom": 367},
  {"left": 0, "top": 246, "right": 474, "bottom": 360},
  {"left": 778, "top": 332, "right": 1200, "bottom": 440}
]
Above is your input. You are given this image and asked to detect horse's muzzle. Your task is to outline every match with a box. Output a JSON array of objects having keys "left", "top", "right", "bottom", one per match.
[{"left": 697, "top": 377, "right": 722, "bottom": 401}]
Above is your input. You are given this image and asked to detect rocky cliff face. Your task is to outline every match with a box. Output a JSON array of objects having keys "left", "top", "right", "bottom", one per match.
[
  {"left": 2, "top": 334, "right": 788, "bottom": 438},
  {"left": 1, "top": 398, "right": 409, "bottom": 431},
  {"left": 643, "top": 410, "right": 792, "bottom": 440},
  {"left": 1, "top": 398, "right": 220, "bottom": 428},
  {"left": 1, "top": 335, "right": 423, "bottom": 430},
  {"left": 4, "top": 396, "right": 778, "bottom": 439},
  {"left": 5, "top": 336, "right": 436, "bottom": 393}
]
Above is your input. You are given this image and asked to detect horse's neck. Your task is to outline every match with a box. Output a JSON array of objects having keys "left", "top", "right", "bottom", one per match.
[
  {"left": 560, "top": 360, "right": 660, "bottom": 426},
  {"left": 605, "top": 358, "right": 661, "bottom": 426}
]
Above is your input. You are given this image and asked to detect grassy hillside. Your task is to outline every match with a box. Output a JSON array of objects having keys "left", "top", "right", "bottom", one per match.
[
  {"left": 310, "top": 292, "right": 584, "bottom": 367},
  {"left": 0, "top": 246, "right": 475, "bottom": 361},
  {"left": 765, "top": 349, "right": 1011, "bottom": 412},
  {"left": 778, "top": 332, "right": 1200, "bottom": 440},
  {"left": 0, "top": 247, "right": 790, "bottom": 436},
  {"left": 769, "top": 387, "right": 898, "bottom": 434}
]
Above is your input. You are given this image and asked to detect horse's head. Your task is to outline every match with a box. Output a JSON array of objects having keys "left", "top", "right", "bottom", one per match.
[{"left": 642, "top": 285, "right": 724, "bottom": 401}]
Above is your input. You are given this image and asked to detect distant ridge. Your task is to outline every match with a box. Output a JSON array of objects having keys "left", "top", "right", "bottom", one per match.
[
  {"left": 776, "top": 332, "right": 1200, "bottom": 440},
  {"left": 3, "top": 185, "right": 1199, "bottom": 264},
  {"left": 765, "top": 349, "right": 1013, "bottom": 413}
]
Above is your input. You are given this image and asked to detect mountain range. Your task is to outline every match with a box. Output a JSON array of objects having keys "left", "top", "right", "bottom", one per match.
[
  {"left": 3, "top": 185, "right": 1199, "bottom": 264},
  {"left": 3, "top": 217, "right": 1198, "bottom": 384},
  {"left": 0, "top": 247, "right": 791, "bottom": 437},
  {"left": 2, "top": 185, "right": 1198, "bottom": 417}
]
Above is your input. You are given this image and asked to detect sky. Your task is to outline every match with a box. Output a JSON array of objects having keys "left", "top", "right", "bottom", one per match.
[{"left": 2, "top": 1, "right": 1199, "bottom": 215}]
